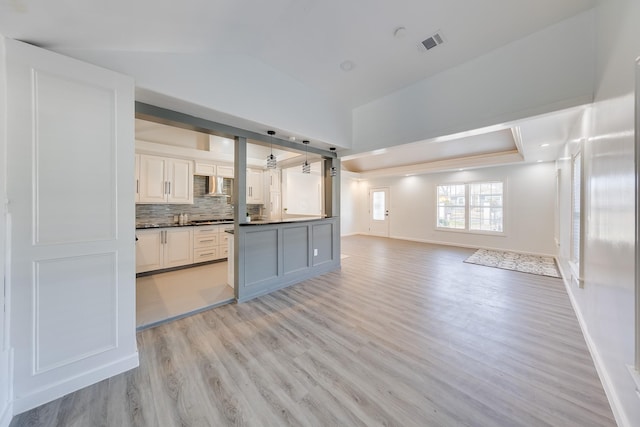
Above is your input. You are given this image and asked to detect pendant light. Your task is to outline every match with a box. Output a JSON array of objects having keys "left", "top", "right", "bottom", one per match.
[
  {"left": 329, "top": 147, "right": 338, "bottom": 177},
  {"left": 266, "top": 130, "right": 277, "bottom": 169},
  {"left": 302, "top": 140, "right": 311, "bottom": 174}
]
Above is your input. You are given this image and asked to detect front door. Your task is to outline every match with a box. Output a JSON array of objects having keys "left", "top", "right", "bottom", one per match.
[
  {"left": 369, "top": 187, "right": 390, "bottom": 237},
  {"left": 6, "top": 38, "right": 138, "bottom": 411}
]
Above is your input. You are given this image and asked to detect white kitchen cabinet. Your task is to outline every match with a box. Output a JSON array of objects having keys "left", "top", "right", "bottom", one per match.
[
  {"left": 247, "top": 168, "right": 264, "bottom": 204},
  {"left": 217, "top": 165, "right": 234, "bottom": 178},
  {"left": 164, "top": 227, "right": 194, "bottom": 268},
  {"left": 193, "top": 225, "right": 220, "bottom": 263},
  {"left": 269, "top": 191, "right": 282, "bottom": 221},
  {"left": 136, "top": 229, "right": 164, "bottom": 273},
  {"left": 136, "top": 227, "right": 194, "bottom": 273},
  {"left": 267, "top": 168, "right": 281, "bottom": 192},
  {"left": 192, "top": 224, "right": 232, "bottom": 263},
  {"left": 135, "top": 153, "right": 140, "bottom": 202},
  {"left": 138, "top": 154, "right": 193, "bottom": 204},
  {"left": 194, "top": 162, "right": 216, "bottom": 176}
]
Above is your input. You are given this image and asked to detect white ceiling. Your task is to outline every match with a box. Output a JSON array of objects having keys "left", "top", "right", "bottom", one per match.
[
  {"left": 1, "top": 0, "right": 597, "bottom": 175},
  {"left": 342, "top": 105, "right": 586, "bottom": 175}
]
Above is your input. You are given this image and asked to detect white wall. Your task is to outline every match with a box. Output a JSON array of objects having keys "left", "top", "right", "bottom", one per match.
[
  {"left": 0, "top": 37, "right": 13, "bottom": 427},
  {"left": 340, "top": 171, "right": 366, "bottom": 236},
  {"left": 556, "top": 1, "right": 640, "bottom": 425},
  {"left": 351, "top": 10, "right": 596, "bottom": 155},
  {"left": 355, "top": 162, "right": 557, "bottom": 255},
  {"left": 55, "top": 49, "right": 352, "bottom": 150}
]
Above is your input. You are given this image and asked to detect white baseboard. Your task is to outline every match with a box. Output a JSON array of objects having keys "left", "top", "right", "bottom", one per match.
[
  {"left": 557, "top": 261, "right": 630, "bottom": 427},
  {"left": 12, "top": 352, "right": 139, "bottom": 415},
  {"left": 388, "top": 234, "right": 557, "bottom": 258}
]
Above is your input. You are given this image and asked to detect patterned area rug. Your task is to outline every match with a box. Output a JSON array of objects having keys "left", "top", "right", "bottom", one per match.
[{"left": 464, "top": 249, "right": 561, "bottom": 278}]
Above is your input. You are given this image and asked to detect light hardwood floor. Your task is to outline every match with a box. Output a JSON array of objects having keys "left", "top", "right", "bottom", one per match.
[{"left": 11, "top": 236, "right": 616, "bottom": 426}]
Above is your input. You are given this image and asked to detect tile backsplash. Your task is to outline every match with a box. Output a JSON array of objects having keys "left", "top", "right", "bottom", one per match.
[{"left": 136, "top": 175, "right": 234, "bottom": 224}]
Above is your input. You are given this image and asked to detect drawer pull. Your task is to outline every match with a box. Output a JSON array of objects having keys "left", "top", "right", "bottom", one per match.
[
  {"left": 200, "top": 239, "right": 215, "bottom": 243},
  {"left": 200, "top": 252, "right": 214, "bottom": 257}
]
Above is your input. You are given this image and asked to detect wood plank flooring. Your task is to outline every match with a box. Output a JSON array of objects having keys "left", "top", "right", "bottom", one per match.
[{"left": 11, "top": 236, "right": 616, "bottom": 426}]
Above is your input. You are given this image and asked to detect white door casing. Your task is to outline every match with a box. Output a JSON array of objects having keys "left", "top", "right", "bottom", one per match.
[
  {"left": 6, "top": 38, "right": 138, "bottom": 413},
  {"left": 0, "top": 36, "right": 13, "bottom": 427},
  {"left": 369, "top": 188, "right": 390, "bottom": 237}
]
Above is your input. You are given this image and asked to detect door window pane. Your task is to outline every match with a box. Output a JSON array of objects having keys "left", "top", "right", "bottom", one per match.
[{"left": 372, "top": 191, "right": 385, "bottom": 220}]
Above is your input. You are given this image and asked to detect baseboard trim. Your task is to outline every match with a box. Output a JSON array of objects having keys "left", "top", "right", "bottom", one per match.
[
  {"left": 12, "top": 352, "right": 139, "bottom": 415},
  {"left": 557, "top": 261, "right": 630, "bottom": 427},
  {"left": 387, "top": 234, "right": 557, "bottom": 258}
]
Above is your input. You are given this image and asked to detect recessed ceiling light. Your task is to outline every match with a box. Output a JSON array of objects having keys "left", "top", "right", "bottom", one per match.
[
  {"left": 540, "top": 143, "right": 550, "bottom": 148},
  {"left": 340, "top": 60, "right": 355, "bottom": 72},
  {"left": 537, "top": 160, "right": 543, "bottom": 163},
  {"left": 289, "top": 136, "right": 296, "bottom": 141}
]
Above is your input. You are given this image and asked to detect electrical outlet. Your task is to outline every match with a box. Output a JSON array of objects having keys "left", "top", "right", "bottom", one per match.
[{"left": 314, "top": 249, "right": 318, "bottom": 256}]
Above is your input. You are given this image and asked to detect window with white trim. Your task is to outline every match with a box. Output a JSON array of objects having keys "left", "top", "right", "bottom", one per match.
[
  {"left": 437, "top": 181, "right": 504, "bottom": 233},
  {"left": 437, "top": 184, "right": 466, "bottom": 229}
]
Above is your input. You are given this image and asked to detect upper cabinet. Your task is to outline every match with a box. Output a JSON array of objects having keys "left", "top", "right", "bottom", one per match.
[
  {"left": 194, "top": 162, "right": 234, "bottom": 178},
  {"left": 217, "top": 165, "right": 234, "bottom": 178},
  {"left": 247, "top": 168, "right": 264, "bottom": 204},
  {"left": 138, "top": 154, "right": 193, "bottom": 204},
  {"left": 135, "top": 153, "right": 140, "bottom": 203},
  {"left": 194, "top": 162, "right": 216, "bottom": 176}
]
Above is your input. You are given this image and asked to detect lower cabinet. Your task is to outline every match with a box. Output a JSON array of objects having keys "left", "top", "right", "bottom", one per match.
[
  {"left": 192, "top": 224, "right": 232, "bottom": 263},
  {"left": 136, "top": 224, "right": 232, "bottom": 274},
  {"left": 136, "top": 227, "right": 194, "bottom": 273}
]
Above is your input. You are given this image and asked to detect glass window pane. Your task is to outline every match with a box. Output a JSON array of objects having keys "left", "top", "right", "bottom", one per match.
[
  {"left": 372, "top": 191, "right": 385, "bottom": 221},
  {"left": 437, "top": 184, "right": 466, "bottom": 229},
  {"left": 469, "top": 181, "right": 503, "bottom": 232}
]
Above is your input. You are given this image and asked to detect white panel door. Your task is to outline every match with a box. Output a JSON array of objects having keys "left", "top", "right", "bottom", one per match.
[
  {"left": 6, "top": 38, "right": 138, "bottom": 412},
  {"left": 369, "top": 188, "right": 390, "bottom": 237}
]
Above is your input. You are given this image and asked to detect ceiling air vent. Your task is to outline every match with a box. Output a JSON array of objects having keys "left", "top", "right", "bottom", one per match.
[{"left": 420, "top": 31, "right": 444, "bottom": 51}]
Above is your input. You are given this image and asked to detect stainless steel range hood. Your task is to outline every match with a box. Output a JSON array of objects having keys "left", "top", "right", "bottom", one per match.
[{"left": 207, "top": 176, "right": 232, "bottom": 197}]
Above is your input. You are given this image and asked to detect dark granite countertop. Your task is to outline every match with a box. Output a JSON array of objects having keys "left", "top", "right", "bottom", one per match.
[
  {"left": 239, "top": 216, "right": 332, "bottom": 226},
  {"left": 136, "top": 219, "right": 234, "bottom": 229}
]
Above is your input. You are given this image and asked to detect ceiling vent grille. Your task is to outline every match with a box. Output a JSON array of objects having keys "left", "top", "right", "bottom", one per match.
[{"left": 420, "top": 32, "right": 444, "bottom": 51}]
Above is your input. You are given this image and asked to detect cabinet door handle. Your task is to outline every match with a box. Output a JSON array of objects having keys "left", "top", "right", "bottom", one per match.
[
  {"left": 168, "top": 181, "right": 171, "bottom": 195},
  {"left": 136, "top": 179, "right": 139, "bottom": 194}
]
